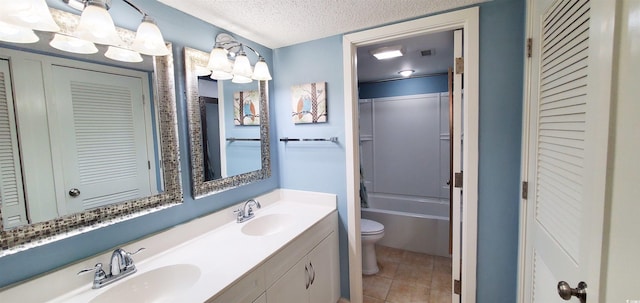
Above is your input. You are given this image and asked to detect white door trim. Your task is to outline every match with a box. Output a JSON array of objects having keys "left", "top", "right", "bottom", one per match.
[{"left": 343, "top": 7, "right": 479, "bottom": 303}]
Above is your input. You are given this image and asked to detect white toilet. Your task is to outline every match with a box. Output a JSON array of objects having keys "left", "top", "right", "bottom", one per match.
[{"left": 360, "top": 218, "right": 385, "bottom": 275}]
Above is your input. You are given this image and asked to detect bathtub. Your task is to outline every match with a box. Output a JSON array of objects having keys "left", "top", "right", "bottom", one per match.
[{"left": 361, "top": 193, "right": 451, "bottom": 257}]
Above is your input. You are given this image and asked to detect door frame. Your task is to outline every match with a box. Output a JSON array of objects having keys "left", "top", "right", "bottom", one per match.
[
  {"left": 343, "top": 7, "right": 479, "bottom": 302},
  {"left": 517, "top": 0, "right": 619, "bottom": 301}
]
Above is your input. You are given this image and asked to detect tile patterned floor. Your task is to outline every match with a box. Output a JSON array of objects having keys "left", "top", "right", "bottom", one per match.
[{"left": 362, "top": 245, "right": 452, "bottom": 303}]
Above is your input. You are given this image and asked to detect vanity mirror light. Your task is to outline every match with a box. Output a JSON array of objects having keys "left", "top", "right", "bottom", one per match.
[
  {"left": 0, "top": 8, "right": 181, "bottom": 255},
  {"left": 184, "top": 46, "right": 271, "bottom": 199}
]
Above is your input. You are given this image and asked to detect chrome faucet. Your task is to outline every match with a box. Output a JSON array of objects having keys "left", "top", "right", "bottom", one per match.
[
  {"left": 78, "top": 247, "right": 145, "bottom": 289},
  {"left": 234, "top": 199, "right": 261, "bottom": 223}
]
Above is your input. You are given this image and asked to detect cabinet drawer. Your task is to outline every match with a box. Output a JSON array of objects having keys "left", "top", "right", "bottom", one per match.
[
  {"left": 264, "top": 211, "right": 337, "bottom": 287},
  {"left": 207, "top": 267, "right": 265, "bottom": 303}
]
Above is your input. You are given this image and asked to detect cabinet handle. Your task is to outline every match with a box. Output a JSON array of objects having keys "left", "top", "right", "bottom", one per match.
[
  {"left": 309, "top": 262, "right": 315, "bottom": 285},
  {"left": 304, "top": 265, "right": 310, "bottom": 289}
]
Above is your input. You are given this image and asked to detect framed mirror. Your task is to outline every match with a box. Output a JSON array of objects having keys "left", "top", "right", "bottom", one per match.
[
  {"left": 184, "top": 47, "right": 270, "bottom": 199},
  {"left": 0, "top": 8, "right": 181, "bottom": 255}
]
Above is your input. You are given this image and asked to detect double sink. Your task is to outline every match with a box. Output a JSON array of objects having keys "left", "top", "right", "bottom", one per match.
[
  {"left": 24, "top": 190, "right": 337, "bottom": 303},
  {"left": 88, "top": 212, "right": 296, "bottom": 302}
]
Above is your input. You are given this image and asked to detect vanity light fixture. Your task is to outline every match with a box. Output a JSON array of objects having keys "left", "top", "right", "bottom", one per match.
[
  {"left": 399, "top": 69, "right": 415, "bottom": 77},
  {"left": 370, "top": 45, "right": 404, "bottom": 60},
  {"left": 0, "top": 0, "right": 169, "bottom": 62},
  {"left": 206, "top": 33, "right": 272, "bottom": 83}
]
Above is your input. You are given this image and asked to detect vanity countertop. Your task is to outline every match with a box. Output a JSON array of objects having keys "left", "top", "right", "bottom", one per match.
[{"left": 0, "top": 189, "right": 337, "bottom": 303}]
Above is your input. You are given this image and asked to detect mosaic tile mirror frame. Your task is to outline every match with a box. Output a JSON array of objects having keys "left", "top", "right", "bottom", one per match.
[
  {"left": 0, "top": 8, "right": 182, "bottom": 255},
  {"left": 184, "top": 47, "right": 271, "bottom": 199}
]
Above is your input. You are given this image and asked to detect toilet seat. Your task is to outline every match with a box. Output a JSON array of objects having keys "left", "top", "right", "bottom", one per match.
[{"left": 361, "top": 219, "right": 384, "bottom": 235}]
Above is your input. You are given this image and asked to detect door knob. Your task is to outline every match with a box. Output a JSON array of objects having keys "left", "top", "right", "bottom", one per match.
[
  {"left": 558, "top": 281, "right": 587, "bottom": 303},
  {"left": 69, "top": 188, "right": 81, "bottom": 197}
]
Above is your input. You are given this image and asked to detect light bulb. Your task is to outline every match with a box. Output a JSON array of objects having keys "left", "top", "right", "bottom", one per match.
[
  {"left": 210, "top": 70, "right": 233, "bottom": 80},
  {"left": 0, "top": 20, "right": 38, "bottom": 43},
  {"left": 50, "top": 33, "right": 98, "bottom": 54},
  {"left": 207, "top": 47, "right": 232, "bottom": 72},
  {"left": 232, "top": 51, "right": 253, "bottom": 78},
  {"left": 398, "top": 70, "right": 414, "bottom": 77},
  {"left": 75, "top": 1, "right": 123, "bottom": 46},
  {"left": 232, "top": 74, "right": 252, "bottom": 84},
  {"left": 252, "top": 57, "right": 272, "bottom": 81},
  {"left": 105, "top": 46, "right": 143, "bottom": 63},
  {"left": 1, "top": 0, "right": 60, "bottom": 32},
  {"left": 131, "top": 15, "right": 169, "bottom": 56}
]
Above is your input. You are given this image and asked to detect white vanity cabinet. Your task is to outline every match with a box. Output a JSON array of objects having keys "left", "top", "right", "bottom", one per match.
[
  {"left": 207, "top": 210, "right": 339, "bottom": 303},
  {"left": 267, "top": 231, "right": 339, "bottom": 303}
]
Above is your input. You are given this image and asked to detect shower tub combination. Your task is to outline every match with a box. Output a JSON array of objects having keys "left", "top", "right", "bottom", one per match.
[{"left": 361, "top": 193, "right": 450, "bottom": 257}]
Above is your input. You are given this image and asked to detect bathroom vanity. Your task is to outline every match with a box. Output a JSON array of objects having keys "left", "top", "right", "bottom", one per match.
[{"left": 0, "top": 189, "right": 339, "bottom": 303}]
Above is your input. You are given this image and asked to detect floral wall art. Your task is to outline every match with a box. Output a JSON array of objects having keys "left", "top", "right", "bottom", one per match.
[
  {"left": 291, "top": 82, "right": 327, "bottom": 124},
  {"left": 234, "top": 90, "right": 260, "bottom": 126}
]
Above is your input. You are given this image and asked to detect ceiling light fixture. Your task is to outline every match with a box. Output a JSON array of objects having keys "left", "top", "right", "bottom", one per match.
[
  {"left": 370, "top": 45, "right": 404, "bottom": 60},
  {"left": 399, "top": 70, "right": 415, "bottom": 77},
  {"left": 0, "top": 0, "right": 169, "bottom": 62},
  {"left": 206, "top": 33, "right": 272, "bottom": 83}
]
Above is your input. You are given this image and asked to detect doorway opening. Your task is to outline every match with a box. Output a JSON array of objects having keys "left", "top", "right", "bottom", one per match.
[
  {"left": 343, "top": 7, "right": 479, "bottom": 303},
  {"left": 356, "top": 30, "right": 455, "bottom": 302}
]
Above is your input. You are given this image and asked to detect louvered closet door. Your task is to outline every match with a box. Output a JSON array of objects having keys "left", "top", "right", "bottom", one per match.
[
  {"left": 525, "top": 0, "right": 612, "bottom": 301},
  {"left": 0, "top": 59, "right": 28, "bottom": 227},
  {"left": 51, "top": 66, "right": 151, "bottom": 213}
]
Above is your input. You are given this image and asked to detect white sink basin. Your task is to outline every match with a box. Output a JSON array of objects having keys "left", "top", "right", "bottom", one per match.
[
  {"left": 89, "top": 264, "right": 200, "bottom": 303},
  {"left": 241, "top": 213, "right": 295, "bottom": 236}
]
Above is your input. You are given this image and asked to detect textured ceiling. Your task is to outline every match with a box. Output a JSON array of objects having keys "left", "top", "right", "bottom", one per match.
[{"left": 157, "top": 0, "right": 486, "bottom": 49}]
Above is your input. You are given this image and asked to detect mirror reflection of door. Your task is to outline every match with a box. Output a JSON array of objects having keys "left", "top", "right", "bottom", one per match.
[
  {"left": 198, "top": 78, "right": 222, "bottom": 181},
  {"left": 0, "top": 49, "right": 163, "bottom": 228}
]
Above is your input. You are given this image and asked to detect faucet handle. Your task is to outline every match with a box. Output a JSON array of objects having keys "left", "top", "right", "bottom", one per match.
[
  {"left": 77, "top": 263, "right": 105, "bottom": 276},
  {"left": 122, "top": 247, "right": 145, "bottom": 266},
  {"left": 78, "top": 263, "right": 107, "bottom": 284},
  {"left": 128, "top": 247, "right": 145, "bottom": 256},
  {"left": 234, "top": 208, "right": 243, "bottom": 219}
]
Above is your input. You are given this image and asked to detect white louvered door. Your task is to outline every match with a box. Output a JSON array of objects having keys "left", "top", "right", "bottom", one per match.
[
  {"left": 51, "top": 66, "right": 151, "bottom": 213},
  {"left": 0, "top": 59, "right": 28, "bottom": 227},
  {"left": 524, "top": 0, "right": 613, "bottom": 302}
]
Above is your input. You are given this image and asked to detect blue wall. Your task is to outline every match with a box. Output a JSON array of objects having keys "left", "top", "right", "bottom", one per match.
[
  {"left": 272, "top": 35, "right": 350, "bottom": 296},
  {"left": 358, "top": 74, "right": 448, "bottom": 99},
  {"left": 274, "top": 0, "right": 525, "bottom": 302},
  {"left": 1, "top": 1, "right": 525, "bottom": 302},
  {"left": 476, "top": 0, "right": 524, "bottom": 302},
  {"left": 0, "top": 0, "right": 279, "bottom": 288}
]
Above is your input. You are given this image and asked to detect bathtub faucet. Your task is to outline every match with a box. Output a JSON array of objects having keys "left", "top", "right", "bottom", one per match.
[{"left": 235, "top": 199, "right": 261, "bottom": 223}]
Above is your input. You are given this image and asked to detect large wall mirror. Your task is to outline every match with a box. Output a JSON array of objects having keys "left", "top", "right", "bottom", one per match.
[
  {"left": 184, "top": 47, "right": 270, "bottom": 198},
  {"left": 0, "top": 8, "right": 181, "bottom": 255}
]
